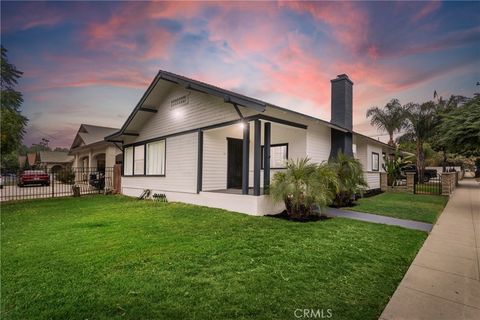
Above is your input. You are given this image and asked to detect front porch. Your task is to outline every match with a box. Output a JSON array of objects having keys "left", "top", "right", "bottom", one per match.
[{"left": 198, "top": 116, "right": 307, "bottom": 196}]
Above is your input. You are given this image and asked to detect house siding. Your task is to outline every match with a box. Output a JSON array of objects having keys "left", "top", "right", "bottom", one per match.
[
  {"left": 306, "top": 125, "right": 331, "bottom": 164},
  {"left": 122, "top": 133, "right": 198, "bottom": 193},
  {"left": 365, "top": 172, "right": 381, "bottom": 189},
  {"left": 201, "top": 122, "right": 307, "bottom": 191},
  {"left": 127, "top": 87, "right": 255, "bottom": 144}
]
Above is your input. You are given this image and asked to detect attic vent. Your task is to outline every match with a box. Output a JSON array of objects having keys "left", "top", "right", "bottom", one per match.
[{"left": 170, "top": 95, "right": 189, "bottom": 108}]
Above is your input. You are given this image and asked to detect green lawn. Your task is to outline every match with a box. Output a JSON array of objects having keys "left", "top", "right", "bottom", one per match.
[
  {"left": 1, "top": 196, "right": 426, "bottom": 320},
  {"left": 348, "top": 192, "right": 448, "bottom": 223}
]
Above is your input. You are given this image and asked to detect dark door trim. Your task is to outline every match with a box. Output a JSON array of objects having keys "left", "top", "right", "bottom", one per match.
[{"left": 227, "top": 138, "right": 243, "bottom": 189}]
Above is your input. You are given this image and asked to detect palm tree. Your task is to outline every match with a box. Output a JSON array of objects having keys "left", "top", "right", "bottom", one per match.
[
  {"left": 399, "top": 101, "right": 437, "bottom": 181},
  {"left": 366, "top": 99, "right": 405, "bottom": 146},
  {"left": 269, "top": 158, "right": 338, "bottom": 218},
  {"left": 329, "top": 152, "right": 367, "bottom": 207}
]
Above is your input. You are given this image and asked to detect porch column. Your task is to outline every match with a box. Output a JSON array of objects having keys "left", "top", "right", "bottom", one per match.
[
  {"left": 263, "top": 122, "right": 271, "bottom": 194},
  {"left": 242, "top": 122, "right": 250, "bottom": 195},
  {"left": 253, "top": 119, "right": 261, "bottom": 196},
  {"left": 197, "top": 130, "right": 203, "bottom": 194}
]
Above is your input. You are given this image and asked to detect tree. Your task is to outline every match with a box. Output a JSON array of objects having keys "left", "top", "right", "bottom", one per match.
[
  {"left": 399, "top": 101, "right": 437, "bottom": 181},
  {"left": 329, "top": 152, "right": 367, "bottom": 207},
  {"left": 1, "top": 46, "right": 28, "bottom": 168},
  {"left": 366, "top": 99, "right": 405, "bottom": 146},
  {"left": 437, "top": 96, "right": 480, "bottom": 157},
  {"left": 382, "top": 150, "right": 412, "bottom": 186},
  {"left": 431, "top": 94, "right": 468, "bottom": 171},
  {"left": 269, "top": 158, "right": 338, "bottom": 218}
]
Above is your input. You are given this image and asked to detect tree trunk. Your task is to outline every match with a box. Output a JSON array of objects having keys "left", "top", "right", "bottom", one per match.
[
  {"left": 416, "top": 140, "right": 425, "bottom": 182},
  {"left": 388, "top": 132, "right": 395, "bottom": 146}
]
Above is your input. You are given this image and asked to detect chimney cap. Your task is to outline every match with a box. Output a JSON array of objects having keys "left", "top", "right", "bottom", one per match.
[{"left": 331, "top": 73, "right": 353, "bottom": 85}]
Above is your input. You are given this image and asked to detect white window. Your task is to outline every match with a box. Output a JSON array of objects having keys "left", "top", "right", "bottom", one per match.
[
  {"left": 146, "top": 140, "right": 166, "bottom": 175},
  {"left": 372, "top": 152, "right": 379, "bottom": 171},
  {"left": 124, "top": 147, "right": 133, "bottom": 175},
  {"left": 262, "top": 144, "right": 288, "bottom": 169},
  {"left": 134, "top": 145, "right": 145, "bottom": 175}
]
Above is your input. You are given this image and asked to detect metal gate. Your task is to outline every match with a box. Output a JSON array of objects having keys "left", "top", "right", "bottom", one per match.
[
  {"left": 0, "top": 167, "right": 114, "bottom": 202},
  {"left": 414, "top": 173, "right": 441, "bottom": 195}
]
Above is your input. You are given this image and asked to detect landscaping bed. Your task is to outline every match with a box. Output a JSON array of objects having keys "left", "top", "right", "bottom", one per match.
[
  {"left": 346, "top": 192, "right": 448, "bottom": 224},
  {"left": 1, "top": 196, "right": 426, "bottom": 320}
]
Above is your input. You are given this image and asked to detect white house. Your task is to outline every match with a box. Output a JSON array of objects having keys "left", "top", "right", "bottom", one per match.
[
  {"left": 70, "top": 124, "right": 123, "bottom": 171},
  {"left": 106, "top": 71, "right": 392, "bottom": 215}
]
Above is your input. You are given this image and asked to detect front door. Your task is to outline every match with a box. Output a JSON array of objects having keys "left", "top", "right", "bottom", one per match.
[{"left": 227, "top": 138, "right": 243, "bottom": 189}]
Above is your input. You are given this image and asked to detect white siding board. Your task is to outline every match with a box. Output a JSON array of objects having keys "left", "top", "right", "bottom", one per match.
[
  {"left": 306, "top": 125, "right": 331, "bottom": 164},
  {"left": 122, "top": 133, "right": 198, "bottom": 193},
  {"left": 364, "top": 172, "right": 380, "bottom": 189},
  {"left": 130, "top": 87, "right": 255, "bottom": 143}
]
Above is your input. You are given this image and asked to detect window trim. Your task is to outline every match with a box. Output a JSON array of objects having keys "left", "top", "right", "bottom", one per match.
[
  {"left": 372, "top": 152, "right": 379, "bottom": 172},
  {"left": 123, "top": 146, "right": 134, "bottom": 176},
  {"left": 145, "top": 140, "right": 166, "bottom": 177},
  {"left": 133, "top": 145, "right": 145, "bottom": 176},
  {"left": 261, "top": 143, "right": 289, "bottom": 170},
  {"left": 122, "top": 139, "right": 167, "bottom": 177}
]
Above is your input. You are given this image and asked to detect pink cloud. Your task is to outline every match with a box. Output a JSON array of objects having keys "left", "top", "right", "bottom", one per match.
[
  {"left": 281, "top": 1, "right": 370, "bottom": 54},
  {"left": 411, "top": 1, "right": 442, "bottom": 22},
  {"left": 1, "top": 3, "right": 65, "bottom": 33},
  {"left": 83, "top": 2, "right": 204, "bottom": 60}
]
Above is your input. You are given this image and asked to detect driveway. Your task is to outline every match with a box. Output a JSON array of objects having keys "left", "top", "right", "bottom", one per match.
[{"left": 380, "top": 179, "right": 480, "bottom": 319}]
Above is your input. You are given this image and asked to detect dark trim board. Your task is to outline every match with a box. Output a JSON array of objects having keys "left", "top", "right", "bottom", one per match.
[
  {"left": 197, "top": 130, "right": 203, "bottom": 194},
  {"left": 122, "top": 139, "right": 167, "bottom": 177},
  {"left": 139, "top": 107, "right": 158, "bottom": 113},
  {"left": 122, "top": 114, "right": 307, "bottom": 148}
]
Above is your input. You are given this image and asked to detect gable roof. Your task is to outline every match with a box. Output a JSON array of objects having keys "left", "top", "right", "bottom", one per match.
[
  {"left": 27, "top": 152, "right": 37, "bottom": 166},
  {"left": 70, "top": 124, "right": 119, "bottom": 150},
  {"left": 106, "top": 70, "right": 353, "bottom": 141},
  {"left": 38, "top": 151, "right": 74, "bottom": 164},
  {"left": 106, "top": 70, "right": 393, "bottom": 151}
]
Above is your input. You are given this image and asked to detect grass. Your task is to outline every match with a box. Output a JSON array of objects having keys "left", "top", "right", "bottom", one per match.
[
  {"left": 1, "top": 195, "right": 427, "bottom": 320},
  {"left": 347, "top": 192, "right": 448, "bottom": 223}
]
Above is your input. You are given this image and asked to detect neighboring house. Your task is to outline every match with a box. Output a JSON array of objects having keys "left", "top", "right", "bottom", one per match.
[
  {"left": 69, "top": 124, "right": 122, "bottom": 171},
  {"left": 18, "top": 155, "right": 27, "bottom": 168},
  {"left": 37, "top": 151, "right": 74, "bottom": 172},
  {"left": 27, "top": 152, "right": 37, "bottom": 167},
  {"left": 106, "top": 71, "right": 393, "bottom": 215}
]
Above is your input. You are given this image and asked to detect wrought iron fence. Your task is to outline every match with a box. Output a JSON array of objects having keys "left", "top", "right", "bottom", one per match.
[
  {"left": 414, "top": 172, "right": 441, "bottom": 195},
  {"left": 0, "top": 167, "right": 114, "bottom": 202}
]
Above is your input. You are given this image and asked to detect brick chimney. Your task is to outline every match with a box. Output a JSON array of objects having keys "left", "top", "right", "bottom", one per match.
[{"left": 329, "top": 74, "right": 353, "bottom": 158}]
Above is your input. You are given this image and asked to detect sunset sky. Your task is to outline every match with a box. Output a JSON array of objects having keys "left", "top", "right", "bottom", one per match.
[{"left": 2, "top": 1, "right": 479, "bottom": 148}]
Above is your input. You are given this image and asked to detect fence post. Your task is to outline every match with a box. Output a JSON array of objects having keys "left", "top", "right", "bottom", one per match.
[
  {"left": 51, "top": 171, "right": 54, "bottom": 198},
  {"left": 441, "top": 172, "right": 452, "bottom": 196},
  {"left": 380, "top": 172, "right": 388, "bottom": 191},
  {"left": 113, "top": 164, "right": 122, "bottom": 194},
  {"left": 406, "top": 172, "right": 415, "bottom": 194}
]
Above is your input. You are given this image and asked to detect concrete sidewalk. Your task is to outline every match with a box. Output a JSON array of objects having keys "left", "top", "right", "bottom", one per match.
[
  {"left": 380, "top": 179, "right": 480, "bottom": 320},
  {"left": 326, "top": 207, "right": 433, "bottom": 232}
]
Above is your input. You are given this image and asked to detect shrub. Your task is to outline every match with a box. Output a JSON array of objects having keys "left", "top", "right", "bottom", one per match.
[
  {"left": 382, "top": 150, "right": 411, "bottom": 186},
  {"left": 269, "top": 158, "right": 338, "bottom": 218},
  {"left": 329, "top": 152, "right": 368, "bottom": 207},
  {"left": 56, "top": 168, "right": 75, "bottom": 184}
]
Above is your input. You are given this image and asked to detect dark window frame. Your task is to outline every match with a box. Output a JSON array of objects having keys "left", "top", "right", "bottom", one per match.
[
  {"left": 122, "top": 139, "right": 167, "bottom": 177},
  {"left": 261, "top": 143, "right": 289, "bottom": 170},
  {"left": 372, "top": 152, "right": 380, "bottom": 172}
]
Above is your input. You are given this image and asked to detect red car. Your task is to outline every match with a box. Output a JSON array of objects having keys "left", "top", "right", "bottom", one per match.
[{"left": 18, "top": 170, "right": 50, "bottom": 187}]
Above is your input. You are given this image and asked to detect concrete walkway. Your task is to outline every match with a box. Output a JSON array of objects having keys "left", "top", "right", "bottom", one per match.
[
  {"left": 326, "top": 207, "right": 433, "bottom": 232},
  {"left": 380, "top": 179, "right": 480, "bottom": 320}
]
